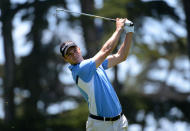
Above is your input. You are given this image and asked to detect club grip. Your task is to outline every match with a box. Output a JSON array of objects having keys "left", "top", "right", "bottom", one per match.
[{"left": 125, "top": 20, "right": 134, "bottom": 26}]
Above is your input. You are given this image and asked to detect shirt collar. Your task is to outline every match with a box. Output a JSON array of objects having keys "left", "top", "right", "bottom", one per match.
[
  {"left": 68, "top": 64, "right": 74, "bottom": 70},
  {"left": 68, "top": 63, "right": 80, "bottom": 70}
]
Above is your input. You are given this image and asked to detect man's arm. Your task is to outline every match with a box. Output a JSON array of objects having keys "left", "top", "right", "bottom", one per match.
[
  {"left": 107, "top": 32, "right": 133, "bottom": 68},
  {"left": 93, "top": 18, "right": 125, "bottom": 68}
]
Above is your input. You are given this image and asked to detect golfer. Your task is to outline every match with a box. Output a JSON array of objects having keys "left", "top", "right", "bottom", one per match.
[{"left": 60, "top": 18, "right": 134, "bottom": 131}]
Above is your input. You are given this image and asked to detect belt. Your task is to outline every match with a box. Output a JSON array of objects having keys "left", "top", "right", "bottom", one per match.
[{"left": 89, "top": 113, "right": 123, "bottom": 121}]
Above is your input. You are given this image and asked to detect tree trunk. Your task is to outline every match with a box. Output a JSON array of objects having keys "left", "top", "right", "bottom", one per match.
[
  {"left": 0, "top": 0, "right": 16, "bottom": 123},
  {"left": 113, "top": 66, "right": 123, "bottom": 95},
  {"left": 79, "top": 0, "right": 99, "bottom": 58},
  {"left": 182, "top": 0, "right": 190, "bottom": 60}
]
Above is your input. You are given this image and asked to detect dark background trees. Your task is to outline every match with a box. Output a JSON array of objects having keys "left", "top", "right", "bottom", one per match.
[{"left": 0, "top": 0, "right": 189, "bottom": 130}]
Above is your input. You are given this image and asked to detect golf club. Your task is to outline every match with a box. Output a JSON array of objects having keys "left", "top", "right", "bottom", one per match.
[{"left": 56, "top": 8, "right": 134, "bottom": 26}]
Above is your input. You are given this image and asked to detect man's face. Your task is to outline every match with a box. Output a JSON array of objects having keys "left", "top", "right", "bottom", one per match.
[{"left": 64, "top": 46, "right": 82, "bottom": 64}]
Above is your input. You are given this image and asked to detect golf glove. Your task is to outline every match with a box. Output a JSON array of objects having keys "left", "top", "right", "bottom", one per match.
[{"left": 124, "top": 19, "right": 134, "bottom": 34}]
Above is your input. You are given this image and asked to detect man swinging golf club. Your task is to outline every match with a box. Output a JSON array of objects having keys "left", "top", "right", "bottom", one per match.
[{"left": 60, "top": 18, "right": 134, "bottom": 131}]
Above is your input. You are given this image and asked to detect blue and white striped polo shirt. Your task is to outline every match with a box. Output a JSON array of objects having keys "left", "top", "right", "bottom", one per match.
[{"left": 69, "top": 58, "right": 122, "bottom": 117}]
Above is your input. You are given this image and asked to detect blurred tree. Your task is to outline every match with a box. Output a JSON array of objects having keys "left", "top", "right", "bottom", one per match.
[
  {"left": 0, "top": 0, "right": 189, "bottom": 130},
  {"left": 97, "top": 0, "right": 190, "bottom": 128},
  {"left": 182, "top": 0, "right": 190, "bottom": 59},
  {"left": 0, "top": 0, "right": 75, "bottom": 129},
  {"left": 79, "top": 0, "right": 100, "bottom": 58},
  {"left": 0, "top": 0, "right": 16, "bottom": 124},
  {"left": 14, "top": 0, "right": 66, "bottom": 130}
]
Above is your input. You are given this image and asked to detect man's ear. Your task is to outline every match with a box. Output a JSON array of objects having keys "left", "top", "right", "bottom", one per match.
[
  {"left": 77, "top": 47, "right": 81, "bottom": 52},
  {"left": 63, "top": 56, "right": 68, "bottom": 62}
]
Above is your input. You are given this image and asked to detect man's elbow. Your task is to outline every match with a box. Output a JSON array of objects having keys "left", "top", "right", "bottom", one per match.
[
  {"left": 121, "top": 56, "right": 127, "bottom": 62},
  {"left": 118, "top": 54, "right": 127, "bottom": 62}
]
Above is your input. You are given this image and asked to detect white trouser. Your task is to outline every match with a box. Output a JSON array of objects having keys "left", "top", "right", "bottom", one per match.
[{"left": 86, "top": 114, "right": 128, "bottom": 131}]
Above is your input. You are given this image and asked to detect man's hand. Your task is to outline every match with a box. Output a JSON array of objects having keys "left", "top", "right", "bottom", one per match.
[
  {"left": 124, "top": 19, "right": 134, "bottom": 34},
  {"left": 116, "top": 18, "right": 126, "bottom": 31}
]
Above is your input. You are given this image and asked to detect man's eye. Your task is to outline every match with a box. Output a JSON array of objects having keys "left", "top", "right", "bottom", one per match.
[{"left": 66, "top": 53, "right": 71, "bottom": 57}]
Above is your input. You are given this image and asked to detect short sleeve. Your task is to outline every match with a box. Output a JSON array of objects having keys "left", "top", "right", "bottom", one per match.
[
  {"left": 77, "top": 58, "right": 96, "bottom": 82},
  {"left": 102, "top": 59, "right": 108, "bottom": 70}
]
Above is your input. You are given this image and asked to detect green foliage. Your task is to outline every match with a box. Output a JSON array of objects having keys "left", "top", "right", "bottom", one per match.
[
  {"left": 47, "top": 103, "right": 88, "bottom": 130},
  {"left": 0, "top": 65, "right": 3, "bottom": 78},
  {"left": 97, "top": 0, "right": 129, "bottom": 18},
  {"left": 134, "top": 43, "right": 161, "bottom": 61}
]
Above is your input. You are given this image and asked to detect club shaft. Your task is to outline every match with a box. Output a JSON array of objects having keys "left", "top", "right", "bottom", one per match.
[{"left": 56, "top": 8, "right": 116, "bottom": 22}]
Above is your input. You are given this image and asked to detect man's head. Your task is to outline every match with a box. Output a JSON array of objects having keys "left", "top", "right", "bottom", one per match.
[{"left": 60, "top": 41, "right": 83, "bottom": 64}]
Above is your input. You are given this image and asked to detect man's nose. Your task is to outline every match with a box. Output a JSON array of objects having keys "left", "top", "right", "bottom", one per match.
[
  {"left": 70, "top": 51, "right": 76, "bottom": 56},
  {"left": 73, "top": 52, "right": 77, "bottom": 57},
  {"left": 70, "top": 50, "right": 75, "bottom": 54}
]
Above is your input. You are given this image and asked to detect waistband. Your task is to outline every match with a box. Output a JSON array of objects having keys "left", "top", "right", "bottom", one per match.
[{"left": 89, "top": 112, "right": 123, "bottom": 121}]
